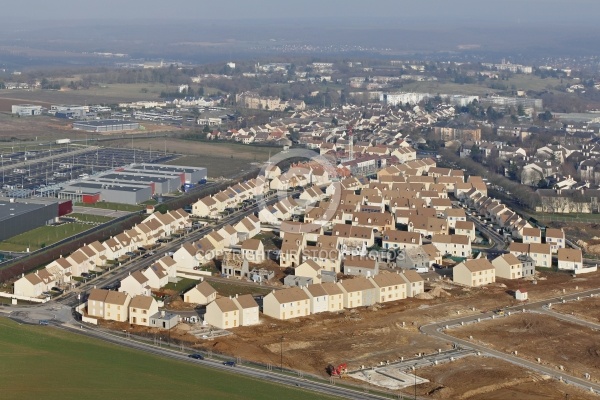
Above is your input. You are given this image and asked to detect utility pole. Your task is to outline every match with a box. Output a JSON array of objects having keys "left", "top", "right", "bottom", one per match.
[
  {"left": 280, "top": 336, "right": 284, "bottom": 372},
  {"left": 414, "top": 363, "right": 417, "bottom": 400}
]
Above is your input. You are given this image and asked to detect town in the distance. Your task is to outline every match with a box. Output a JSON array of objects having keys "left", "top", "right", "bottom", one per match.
[{"left": 2, "top": 30, "right": 600, "bottom": 400}]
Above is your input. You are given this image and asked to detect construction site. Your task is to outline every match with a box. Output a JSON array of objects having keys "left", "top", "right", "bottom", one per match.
[{"left": 92, "top": 268, "right": 600, "bottom": 398}]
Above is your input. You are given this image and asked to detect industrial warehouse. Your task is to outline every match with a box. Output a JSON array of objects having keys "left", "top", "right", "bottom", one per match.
[
  {"left": 72, "top": 119, "right": 140, "bottom": 132},
  {"left": 58, "top": 164, "right": 207, "bottom": 204},
  {"left": 0, "top": 198, "right": 70, "bottom": 242}
]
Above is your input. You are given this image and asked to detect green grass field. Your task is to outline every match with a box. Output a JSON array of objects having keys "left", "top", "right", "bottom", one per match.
[
  {"left": 67, "top": 213, "right": 115, "bottom": 224},
  {"left": 0, "top": 223, "right": 91, "bottom": 252},
  {"left": 0, "top": 319, "right": 335, "bottom": 400},
  {"left": 74, "top": 201, "right": 143, "bottom": 212},
  {"left": 209, "top": 281, "right": 273, "bottom": 297}
]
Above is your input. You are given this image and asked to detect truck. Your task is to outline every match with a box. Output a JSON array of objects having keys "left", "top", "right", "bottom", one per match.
[{"left": 56, "top": 138, "right": 71, "bottom": 145}]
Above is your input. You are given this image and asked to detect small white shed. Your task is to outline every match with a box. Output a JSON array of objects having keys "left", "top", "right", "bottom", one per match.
[{"left": 515, "top": 288, "right": 528, "bottom": 301}]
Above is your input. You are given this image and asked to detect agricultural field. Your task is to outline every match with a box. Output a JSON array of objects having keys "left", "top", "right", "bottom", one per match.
[
  {"left": 0, "top": 318, "right": 333, "bottom": 400},
  {"left": 452, "top": 313, "right": 600, "bottom": 384},
  {"left": 104, "top": 138, "right": 273, "bottom": 178},
  {"left": 0, "top": 222, "right": 91, "bottom": 252}
]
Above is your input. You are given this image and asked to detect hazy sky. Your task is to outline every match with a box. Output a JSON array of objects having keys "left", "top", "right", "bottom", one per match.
[{"left": 3, "top": 0, "right": 598, "bottom": 25}]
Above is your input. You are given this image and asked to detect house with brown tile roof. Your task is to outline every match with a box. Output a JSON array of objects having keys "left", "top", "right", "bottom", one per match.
[
  {"left": 232, "top": 294, "right": 260, "bottom": 326},
  {"left": 369, "top": 272, "right": 407, "bottom": 303},
  {"left": 119, "top": 270, "right": 151, "bottom": 297},
  {"left": 453, "top": 258, "right": 495, "bottom": 287},
  {"left": 129, "top": 295, "right": 158, "bottom": 326},
  {"left": 337, "top": 277, "right": 377, "bottom": 308},
  {"left": 557, "top": 248, "right": 583, "bottom": 271},
  {"left": 263, "top": 287, "right": 310, "bottom": 320},
  {"left": 184, "top": 281, "right": 217, "bottom": 305}
]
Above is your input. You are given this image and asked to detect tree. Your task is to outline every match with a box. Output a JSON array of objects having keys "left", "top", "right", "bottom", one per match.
[
  {"left": 538, "top": 110, "right": 553, "bottom": 121},
  {"left": 331, "top": 117, "right": 338, "bottom": 126}
]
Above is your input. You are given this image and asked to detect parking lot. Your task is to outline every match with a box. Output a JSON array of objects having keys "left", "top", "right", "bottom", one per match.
[{"left": 0, "top": 145, "right": 178, "bottom": 198}]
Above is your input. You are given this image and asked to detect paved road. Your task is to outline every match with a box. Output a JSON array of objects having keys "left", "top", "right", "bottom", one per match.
[
  {"left": 420, "top": 288, "right": 600, "bottom": 394},
  {"left": 57, "top": 191, "right": 287, "bottom": 307}
]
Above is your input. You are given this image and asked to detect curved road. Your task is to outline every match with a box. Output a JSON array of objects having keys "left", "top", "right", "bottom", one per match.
[{"left": 420, "top": 288, "right": 600, "bottom": 394}]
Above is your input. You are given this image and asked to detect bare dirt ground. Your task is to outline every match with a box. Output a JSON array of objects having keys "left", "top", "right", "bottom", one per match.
[
  {"left": 0, "top": 113, "right": 73, "bottom": 141},
  {"left": 553, "top": 296, "right": 600, "bottom": 324},
  {"left": 452, "top": 313, "right": 600, "bottom": 384},
  {"left": 189, "top": 271, "right": 600, "bottom": 377},
  {"left": 413, "top": 356, "right": 599, "bottom": 400}
]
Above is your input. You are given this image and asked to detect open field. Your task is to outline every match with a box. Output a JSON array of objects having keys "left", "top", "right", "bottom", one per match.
[
  {"left": 0, "top": 222, "right": 92, "bottom": 252},
  {"left": 74, "top": 201, "right": 143, "bottom": 212},
  {"left": 452, "top": 313, "right": 600, "bottom": 384},
  {"left": 552, "top": 296, "right": 600, "bottom": 324},
  {"left": 412, "top": 356, "right": 598, "bottom": 400},
  {"left": 0, "top": 84, "right": 167, "bottom": 105},
  {"left": 66, "top": 213, "right": 115, "bottom": 224},
  {"left": 0, "top": 318, "right": 333, "bottom": 400},
  {"left": 504, "top": 74, "right": 570, "bottom": 92},
  {"left": 104, "top": 138, "right": 273, "bottom": 178}
]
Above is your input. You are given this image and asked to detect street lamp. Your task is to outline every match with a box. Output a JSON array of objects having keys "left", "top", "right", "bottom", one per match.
[
  {"left": 413, "top": 363, "right": 417, "bottom": 400},
  {"left": 280, "top": 336, "right": 284, "bottom": 372}
]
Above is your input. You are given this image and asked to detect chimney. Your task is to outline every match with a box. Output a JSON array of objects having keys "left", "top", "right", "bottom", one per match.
[{"left": 235, "top": 294, "right": 238, "bottom": 298}]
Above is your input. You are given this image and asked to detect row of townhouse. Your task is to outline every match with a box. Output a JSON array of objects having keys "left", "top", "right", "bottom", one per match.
[
  {"left": 204, "top": 294, "right": 260, "bottom": 329},
  {"left": 87, "top": 289, "right": 164, "bottom": 327},
  {"left": 263, "top": 270, "right": 425, "bottom": 321},
  {"left": 14, "top": 209, "right": 191, "bottom": 298},
  {"left": 192, "top": 177, "right": 268, "bottom": 219},
  {"left": 521, "top": 227, "right": 566, "bottom": 253},
  {"left": 172, "top": 215, "right": 262, "bottom": 273},
  {"left": 509, "top": 242, "right": 583, "bottom": 270}
]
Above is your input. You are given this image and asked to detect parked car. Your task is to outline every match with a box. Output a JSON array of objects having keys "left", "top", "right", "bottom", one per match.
[
  {"left": 188, "top": 353, "right": 204, "bottom": 360},
  {"left": 39, "top": 320, "right": 49, "bottom": 325},
  {"left": 50, "top": 287, "right": 64, "bottom": 294},
  {"left": 223, "top": 361, "right": 236, "bottom": 367},
  {"left": 125, "top": 252, "right": 135, "bottom": 257}
]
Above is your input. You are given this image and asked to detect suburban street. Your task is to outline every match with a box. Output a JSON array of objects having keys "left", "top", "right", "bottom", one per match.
[{"left": 420, "top": 288, "right": 600, "bottom": 394}]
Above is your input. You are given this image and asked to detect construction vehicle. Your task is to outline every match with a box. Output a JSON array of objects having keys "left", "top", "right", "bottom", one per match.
[
  {"left": 494, "top": 309, "right": 505, "bottom": 316},
  {"left": 326, "top": 363, "right": 348, "bottom": 377}
]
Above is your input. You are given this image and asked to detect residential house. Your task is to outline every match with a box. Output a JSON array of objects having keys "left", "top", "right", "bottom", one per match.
[
  {"left": 142, "top": 264, "right": 169, "bottom": 289},
  {"left": 343, "top": 256, "right": 379, "bottom": 277},
  {"left": 87, "top": 289, "right": 109, "bottom": 319},
  {"left": 204, "top": 297, "right": 240, "bottom": 329},
  {"left": 262, "top": 287, "right": 311, "bottom": 320},
  {"left": 522, "top": 227, "right": 542, "bottom": 244},
  {"left": 129, "top": 295, "right": 159, "bottom": 326},
  {"left": 337, "top": 277, "right": 378, "bottom": 308},
  {"left": 232, "top": 294, "right": 260, "bottom": 326},
  {"left": 492, "top": 253, "right": 526, "bottom": 280},
  {"left": 369, "top": 272, "right": 407, "bottom": 303},
  {"left": 454, "top": 221, "right": 476, "bottom": 241},
  {"left": 184, "top": 281, "right": 217, "bottom": 305},
  {"left": 103, "top": 291, "right": 132, "bottom": 322},
  {"left": 399, "top": 270, "right": 425, "bottom": 297},
  {"left": 545, "top": 228, "right": 565, "bottom": 253},
  {"left": 302, "top": 284, "right": 330, "bottom": 314},
  {"left": 241, "top": 239, "right": 266, "bottom": 263},
  {"left": 431, "top": 234, "right": 471, "bottom": 258},
  {"left": 382, "top": 230, "right": 422, "bottom": 250},
  {"left": 557, "top": 248, "right": 583, "bottom": 271},
  {"left": 119, "top": 270, "right": 152, "bottom": 297},
  {"left": 453, "top": 258, "right": 496, "bottom": 287}
]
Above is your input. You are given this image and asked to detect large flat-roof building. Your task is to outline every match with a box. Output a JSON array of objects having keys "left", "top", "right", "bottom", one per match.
[
  {"left": 0, "top": 198, "right": 59, "bottom": 242},
  {"left": 73, "top": 119, "right": 139, "bottom": 132},
  {"left": 126, "top": 164, "right": 207, "bottom": 184},
  {"left": 59, "top": 182, "right": 152, "bottom": 205},
  {"left": 12, "top": 104, "right": 42, "bottom": 116}
]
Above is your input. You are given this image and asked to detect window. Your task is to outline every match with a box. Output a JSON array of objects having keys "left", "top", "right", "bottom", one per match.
[{"left": 132, "top": 308, "right": 137, "bottom": 313}]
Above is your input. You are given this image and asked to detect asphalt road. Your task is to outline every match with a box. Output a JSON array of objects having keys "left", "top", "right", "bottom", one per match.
[
  {"left": 57, "top": 190, "right": 289, "bottom": 308},
  {"left": 420, "top": 287, "right": 600, "bottom": 394}
]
